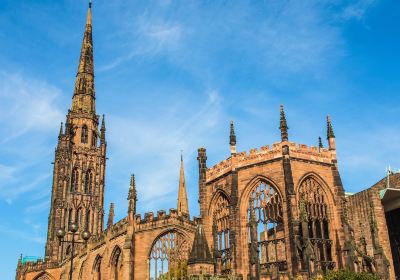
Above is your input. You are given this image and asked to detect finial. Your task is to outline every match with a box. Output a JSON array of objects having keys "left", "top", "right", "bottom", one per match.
[
  {"left": 318, "top": 136, "right": 323, "bottom": 149},
  {"left": 279, "top": 105, "right": 288, "bottom": 142},
  {"left": 89, "top": 0, "right": 92, "bottom": 9},
  {"left": 229, "top": 120, "right": 237, "bottom": 146},
  {"left": 59, "top": 122, "right": 64, "bottom": 137},
  {"left": 107, "top": 203, "right": 114, "bottom": 228},
  {"left": 327, "top": 115, "right": 335, "bottom": 139},
  {"left": 100, "top": 115, "right": 106, "bottom": 144},
  {"left": 128, "top": 174, "right": 137, "bottom": 214}
]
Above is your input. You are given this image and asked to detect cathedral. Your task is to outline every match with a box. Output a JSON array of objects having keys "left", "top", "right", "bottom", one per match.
[{"left": 15, "top": 3, "right": 400, "bottom": 280}]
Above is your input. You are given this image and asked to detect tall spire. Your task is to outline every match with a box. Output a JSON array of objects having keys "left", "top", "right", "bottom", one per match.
[
  {"left": 327, "top": 116, "right": 336, "bottom": 150},
  {"left": 107, "top": 203, "right": 114, "bottom": 228},
  {"left": 229, "top": 121, "right": 237, "bottom": 155},
  {"left": 71, "top": 2, "right": 96, "bottom": 114},
  {"left": 279, "top": 105, "right": 288, "bottom": 142},
  {"left": 177, "top": 154, "right": 189, "bottom": 216}
]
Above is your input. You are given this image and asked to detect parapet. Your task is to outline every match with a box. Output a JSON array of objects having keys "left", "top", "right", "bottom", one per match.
[{"left": 207, "top": 141, "right": 335, "bottom": 181}]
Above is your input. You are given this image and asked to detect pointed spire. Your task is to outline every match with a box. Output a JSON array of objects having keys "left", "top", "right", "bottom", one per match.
[
  {"left": 71, "top": 1, "right": 96, "bottom": 114},
  {"left": 177, "top": 154, "right": 189, "bottom": 216},
  {"left": 58, "top": 122, "right": 64, "bottom": 138},
  {"left": 107, "top": 203, "right": 114, "bottom": 228},
  {"left": 229, "top": 121, "right": 236, "bottom": 146},
  {"left": 229, "top": 121, "right": 237, "bottom": 155},
  {"left": 128, "top": 174, "right": 137, "bottom": 214},
  {"left": 188, "top": 222, "right": 213, "bottom": 265},
  {"left": 279, "top": 105, "right": 288, "bottom": 142},
  {"left": 100, "top": 115, "right": 106, "bottom": 145},
  {"left": 318, "top": 136, "right": 323, "bottom": 149},
  {"left": 326, "top": 116, "right": 336, "bottom": 150},
  {"left": 327, "top": 116, "right": 335, "bottom": 139}
]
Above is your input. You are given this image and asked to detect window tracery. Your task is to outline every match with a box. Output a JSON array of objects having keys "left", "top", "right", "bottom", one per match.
[
  {"left": 149, "top": 231, "right": 189, "bottom": 280},
  {"left": 212, "top": 193, "right": 231, "bottom": 274},
  {"left": 247, "top": 181, "right": 286, "bottom": 276},
  {"left": 71, "top": 168, "right": 79, "bottom": 192},
  {"left": 298, "top": 176, "right": 333, "bottom": 272},
  {"left": 93, "top": 256, "right": 102, "bottom": 280},
  {"left": 84, "top": 170, "right": 93, "bottom": 194}
]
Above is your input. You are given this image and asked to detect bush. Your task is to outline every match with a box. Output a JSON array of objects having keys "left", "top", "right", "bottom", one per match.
[{"left": 323, "top": 270, "right": 379, "bottom": 280}]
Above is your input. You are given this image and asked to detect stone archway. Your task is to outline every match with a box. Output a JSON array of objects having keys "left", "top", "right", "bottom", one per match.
[{"left": 148, "top": 230, "right": 190, "bottom": 280}]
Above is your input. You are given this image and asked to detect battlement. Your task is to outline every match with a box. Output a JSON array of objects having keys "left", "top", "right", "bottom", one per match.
[
  {"left": 135, "top": 208, "right": 196, "bottom": 232},
  {"left": 207, "top": 141, "right": 334, "bottom": 181}
]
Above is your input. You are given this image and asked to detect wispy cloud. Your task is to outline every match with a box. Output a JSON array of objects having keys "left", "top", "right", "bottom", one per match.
[
  {"left": 0, "top": 225, "right": 45, "bottom": 244},
  {"left": 340, "top": 0, "right": 376, "bottom": 21},
  {"left": 0, "top": 72, "right": 64, "bottom": 142}
]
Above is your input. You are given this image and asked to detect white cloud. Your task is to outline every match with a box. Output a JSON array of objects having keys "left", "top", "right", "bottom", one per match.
[{"left": 0, "top": 72, "right": 64, "bottom": 142}]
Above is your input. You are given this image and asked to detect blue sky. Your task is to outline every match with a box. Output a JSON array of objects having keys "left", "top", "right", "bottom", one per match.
[{"left": 0, "top": 0, "right": 399, "bottom": 278}]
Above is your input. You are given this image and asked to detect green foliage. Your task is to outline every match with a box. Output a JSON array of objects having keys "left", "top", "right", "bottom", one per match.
[{"left": 323, "top": 270, "right": 379, "bottom": 280}]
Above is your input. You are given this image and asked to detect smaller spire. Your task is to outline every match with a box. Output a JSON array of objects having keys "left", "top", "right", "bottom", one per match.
[
  {"left": 229, "top": 121, "right": 237, "bottom": 155},
  {"left": 279, "top": 105, "right": 288, "bottom": 142},
  {"left": 59, "top": 122, "right": 64, "bottom": 138},
  {"left": 229, "top": 121, "right": 236, "bottom": 146},
  {"left": 177, "top": 155, "right": 189, "bottom": 216},
  {"left": 327, "top": 116, "right": 335, "bottom": 139},
  {"left": 188, "top": 221, "right": 213, "bottom": 265},
  {"left": 107, "top": 203, "right": 114, "bottom": 228},
  {"left": 326, "top": 116, "right": 336, "bottom": 150},
  {"left": 318, "top": 136, "right": 323, "bottom": 149},
  {"left": 100, "top": 115, "right": 106, "bottom": 144},
  {"left": 128, "top": 174, "right": 137, "bottom": 214}
]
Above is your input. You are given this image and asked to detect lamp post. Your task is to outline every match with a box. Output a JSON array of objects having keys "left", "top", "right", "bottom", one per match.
[{"left": 56, "top": 223, "right": 91, "bottom": 280}]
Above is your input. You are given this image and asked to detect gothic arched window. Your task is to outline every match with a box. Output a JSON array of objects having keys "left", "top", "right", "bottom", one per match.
[
  {"left": 84, "top": 170, "right": 93, "bottom": 194},
  {"left": 91, "top": 131, "right": 97, "bottom": 147},
  {"left": 298, "top": 176, "right": 333, "bottom": 272},
  {"left": 111, "top": 247, "right": 122, "bottom": 280},
  {"left": 71, "top": 168, "right": 79, "bottom": 192},
  {"left": 247, "top": 181, "right": 286, "bottom": 276},
  {"left": 212, "top": 193, "right": 231, "bottom": 274},
  {"left": 149, "top": 231, "right": 189, "bottom": 280},
  {"left": 81, "top": 125, "right": 88, "bottom": 143},
  {"left": 93, "top": 256, "right": 102, "bottom": 280}
]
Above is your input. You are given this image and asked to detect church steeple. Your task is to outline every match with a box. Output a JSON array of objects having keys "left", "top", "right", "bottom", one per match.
[
  {"left": 177, "top": 154, "right": 189, "bottom": 216},
  {"left": 45, "top": 2, "right": 106, "bottom": 262},
  {"left": 71, "top": 1, "right": 96, "bottom": 114}
]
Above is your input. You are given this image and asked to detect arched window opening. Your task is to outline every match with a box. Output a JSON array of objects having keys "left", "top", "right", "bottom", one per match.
[
  {"left": 71, "top": 168, "right": 79, "bottom": 192},
  {"left": 93, "top": 256, "right": 102, "bottom": 280},
  {"left": 81, "top": 125, "right": 88, "bottom": 143},
  {"left": 247, "top": 181, "right": 286, "bottom": 278},
  {"left": 149, "top": 231, "right": 189, "bottom": 280},
  {"left": 84, "top": 170, "right": 93, "bottom": 194},
  {"left": 212, "top": 194, "right": 231, "bottom": 274},
  {"left": 75, "top": 207, "right": 82, "bottom": 228},
  {"left": 91, "top": 131, "right": 97, "bottom": 147},
  {"left": 298, "top": 177, "right": 333, "bottom": 274},
  {"left": 111, "top": 247, "right": 122, "bottom": 280}
]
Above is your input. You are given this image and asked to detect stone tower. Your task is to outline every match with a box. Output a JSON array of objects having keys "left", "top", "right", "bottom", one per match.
[{"left": 44, "top": 2, "right": 106, "bottom": 262}]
